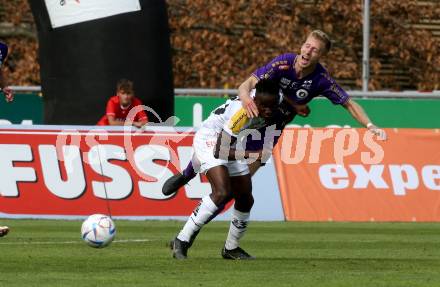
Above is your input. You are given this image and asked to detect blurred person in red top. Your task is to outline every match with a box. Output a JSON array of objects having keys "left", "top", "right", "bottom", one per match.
[{"left": 97, "top": 79, "right": 148, "bottom": 127}]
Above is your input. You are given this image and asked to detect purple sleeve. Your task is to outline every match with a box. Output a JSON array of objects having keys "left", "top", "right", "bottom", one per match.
[
  {"left": 0, "top": 42, "right": 8, "bottom": 68},
  {"left": 252, "top": 53, "right": 294, "bottom": 81},
  {"left": 318, "top": 73, "right": 350, "bottom": 105}
]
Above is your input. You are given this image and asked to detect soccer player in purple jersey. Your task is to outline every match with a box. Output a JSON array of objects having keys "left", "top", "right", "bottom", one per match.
[
  {"left": 162, "top": 30, "right": 386, "bottom": 196},
  {"left": 241, "top": 30, "right": 384, "bottom": 136},
  {"left": 0, "top": 41, "right": 12, "bottom": 238},
  {"left": 0, "top": 42, "right": 13, "bottom": 103}
]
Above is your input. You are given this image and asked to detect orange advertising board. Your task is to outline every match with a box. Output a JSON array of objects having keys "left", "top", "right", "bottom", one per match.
[{"left": 273, "top": 128, "right": 440, "bottom": 222}]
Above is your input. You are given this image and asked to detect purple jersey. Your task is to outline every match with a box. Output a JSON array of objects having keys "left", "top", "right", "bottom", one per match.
[
  {"left": 252, "top": 53, "right": 349, "bottom": 105},
  {"left": 0, "top": 42, "right": 8, "bottom": 68}
]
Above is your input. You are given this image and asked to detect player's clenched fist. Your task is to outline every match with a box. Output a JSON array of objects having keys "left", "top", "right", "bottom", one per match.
[{"left": 367, "top": 123, "right": 387, "bottom": 140}]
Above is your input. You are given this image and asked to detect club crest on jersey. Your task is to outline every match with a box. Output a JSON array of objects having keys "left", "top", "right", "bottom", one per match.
[
  {"left": 296, "top": 89, "right": 309, "bottom": 99},
  {"left": 302, "top": 80, "right": 313, "bottom": 89},
  {"left": 229, "top": 109, "right": 249, "bottom": 134}
]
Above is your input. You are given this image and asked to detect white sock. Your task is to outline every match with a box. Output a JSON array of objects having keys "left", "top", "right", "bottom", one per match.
[
  {"left": 225, "top": 208, "right": 250, "bottom": 250},
  {"left": 177, "top": 195, "right": 218, "bottom": 242}
]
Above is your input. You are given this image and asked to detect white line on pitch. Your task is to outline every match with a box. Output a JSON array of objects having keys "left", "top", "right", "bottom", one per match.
[
  {"left": 0, "top": 239, "right": 152, "bottom": 245},
  {"left": 114, "top": 239, "right": 152, "bottom": 243}
]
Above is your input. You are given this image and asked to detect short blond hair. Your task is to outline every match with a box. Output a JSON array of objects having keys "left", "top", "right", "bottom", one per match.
[{"left": 309, "top": 30, "right": 332, "bottom": 53}]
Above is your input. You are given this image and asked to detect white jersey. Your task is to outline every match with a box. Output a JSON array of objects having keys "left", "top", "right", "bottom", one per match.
[
  {"left": 192, "top": 90, "right": 266, "bottom": 176},
  {"left": 197, "top": 91, "right": 267, "bottom": 141}
]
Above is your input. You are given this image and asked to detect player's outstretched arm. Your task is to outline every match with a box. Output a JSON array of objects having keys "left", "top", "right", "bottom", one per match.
[
  {"left": 238, "top": 76, "right": 259, "bottom": 118},
  {"left": 343, "top": 98, "right": 387, "bottom": 140}
]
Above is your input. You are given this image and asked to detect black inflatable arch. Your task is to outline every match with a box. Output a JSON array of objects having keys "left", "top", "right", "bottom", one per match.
[{"left": 28, "top": 0, "right": 174, "bottom": 124}]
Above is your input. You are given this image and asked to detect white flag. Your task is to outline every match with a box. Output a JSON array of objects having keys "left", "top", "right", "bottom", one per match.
[{"left": 44, "top": 0, "right": 141, "bottom": 28}]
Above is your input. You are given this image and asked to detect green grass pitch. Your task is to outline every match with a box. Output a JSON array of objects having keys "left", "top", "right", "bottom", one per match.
[{"left": 1, "top": 219, "right": 440, "bottom": 287}]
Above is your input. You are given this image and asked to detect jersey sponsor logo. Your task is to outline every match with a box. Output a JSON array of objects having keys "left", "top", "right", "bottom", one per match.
[
  {"left": 229, "top": 108, "right": 249, "bottom": 135},
  {"left": 271, "top": 60, "right": 288, "bottom": 68},
  {"left": 261, "top": 68, "right": 275, "bottom": 80},
  {"left": 288, "top": 81, "right": 299, "bottom": 89},
  {"left": 330, "top": 84, "right": 343, "bottom": 98},
  {"left": 302, "top": 80, "right": 313, "bottom": 89},
  {"left": 280, "top": 77, "right": 291, "bottom": 85},
  {"left": 280, "top": 77, "right": 291, "bottom": 89},
  {"left": 296, "top": 89, "right": 309, "bottom": 99}
]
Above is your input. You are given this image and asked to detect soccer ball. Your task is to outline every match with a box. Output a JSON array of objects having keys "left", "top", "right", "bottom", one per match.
[{"left": 81, "top": 214, "right": 116, "bottom": 248}]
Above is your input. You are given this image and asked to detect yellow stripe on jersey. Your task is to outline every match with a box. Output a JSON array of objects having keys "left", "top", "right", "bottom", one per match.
[{"left": 228, "top": 108, "right": 249, "bottom": 135}]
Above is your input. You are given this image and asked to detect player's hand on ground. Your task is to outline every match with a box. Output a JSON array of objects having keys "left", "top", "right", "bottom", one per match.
[
  {"left": 3, "top": 87, "right": 13, "bottom": 103},
  {"left": 368, "top": 124, "right": 387, "bottom": 140},
  {"left": 242, "top": 96, "right": 258, "bottom": 118}
]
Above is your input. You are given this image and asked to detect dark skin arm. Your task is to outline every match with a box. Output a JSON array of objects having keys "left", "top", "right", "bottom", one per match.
[{"left": 238, "top": 76, "right": 311, "bottom": 118}]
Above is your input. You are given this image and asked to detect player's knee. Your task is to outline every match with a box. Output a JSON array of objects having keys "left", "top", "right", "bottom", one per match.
[
  {"left": 235, "top": 193, "right": 254, "bottom": 212},
  {"left": 249, "top": 194, "right": 254, "bottom": 208},
  {"left": 211, "top": 187, "right": 232, "bottom": 205},
  {"left": 245, "top": 194, "right": 254, "bottom": 210}
]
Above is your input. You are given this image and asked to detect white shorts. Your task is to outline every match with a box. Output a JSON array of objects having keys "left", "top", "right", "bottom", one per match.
[{"left": 192, "top": 131, "right": 249, "bottom": 177}]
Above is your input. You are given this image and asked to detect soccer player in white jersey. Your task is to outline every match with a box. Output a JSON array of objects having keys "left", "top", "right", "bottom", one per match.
[
  {"left": 170, "top": 79, "right": 281, "bottom": 259},
  {"left": 0, "top": 41, "right": 12, "bottom": 238}
]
